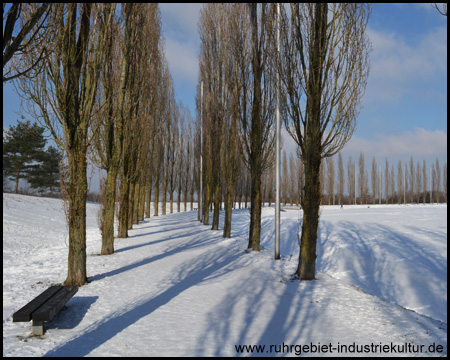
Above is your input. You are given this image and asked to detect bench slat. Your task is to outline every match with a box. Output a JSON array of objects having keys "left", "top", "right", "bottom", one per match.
[
  {"left": 12, "top": 286, "right": 63, "bottom": 322},
  {"left": 32, "top": 286, "right": 78, "bottom": 322}
]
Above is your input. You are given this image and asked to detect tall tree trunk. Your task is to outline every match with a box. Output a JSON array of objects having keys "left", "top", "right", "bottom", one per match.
[
  {"left": 203, "top": 179, "right": 211, "bottom": 225},
  {"left": 145, "top": 181, "right": 151, "bottom": 219},
  {"left": 296, "top": 3, "right": 327, "bottom": 280},
  {"left": 101, "top": 164, "right": 119, "bottom": 255},
  {"left": 248, "top": 167, "right": 262, "bottom": 251},
  {"left": 296, "top": 151, "right": 321, "bottom": 280},
  {"left": 129, "top": 180, "right": 135, "bottom": 229},
  {"left": 223, "top": 185, "right": 234, "bottom": 238},
  {"left": 162, "top": 179, "right": 167, "bottom": 215},
  {"left": 154, "top": 181, "right": 159, "bottom": 216},
  {"left": 118, "top": 178, "right": 130, "bottom": 238},
  {"left": 212, "top": 181, "right": 220, "bottom": 230},
  {"left": 139, "top": 179, "right": 145, "bottom": 221},
  {"left": 65, "top": 142, "right": 88, "bottom": 285}
]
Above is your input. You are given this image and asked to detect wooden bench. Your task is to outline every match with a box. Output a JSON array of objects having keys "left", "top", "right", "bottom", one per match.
[{"left": 12, "top": 285, "right": 78, "bottom": 335}]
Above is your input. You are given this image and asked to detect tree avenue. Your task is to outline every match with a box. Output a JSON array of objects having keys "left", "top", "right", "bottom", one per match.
[
  {"left": 278, "top": 4, "right": 371, "bottom": 279},
  {"left": 12, "top": 4, "right": 447, "bottom": 287}
]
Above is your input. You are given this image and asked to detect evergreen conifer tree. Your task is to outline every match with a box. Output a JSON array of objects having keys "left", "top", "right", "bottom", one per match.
[
  {"left": 28, "top": 146, "right": 61, "bottom": 196},
  {"left": 3, "top": 119, "right": 46, "bottom": 193}
]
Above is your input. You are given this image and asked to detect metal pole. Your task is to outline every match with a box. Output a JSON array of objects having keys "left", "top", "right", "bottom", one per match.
[
  {"left": 200, "top": 80, "right": 203, "bottom": 222},
  {"left": 275, "top": 2, "right": 281, "bottom": 260},
  {"left": 354, "top": 165, "right": 356, "bottom": 205}
]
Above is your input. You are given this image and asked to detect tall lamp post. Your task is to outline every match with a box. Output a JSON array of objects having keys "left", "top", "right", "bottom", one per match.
[{"left": 275, "top": 3, "right": 281, "bottom": 260}]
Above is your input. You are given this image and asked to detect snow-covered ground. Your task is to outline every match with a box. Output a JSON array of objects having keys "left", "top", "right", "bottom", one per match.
[{"left": 3, "top": 193, "right": 447, "bottom": 357}]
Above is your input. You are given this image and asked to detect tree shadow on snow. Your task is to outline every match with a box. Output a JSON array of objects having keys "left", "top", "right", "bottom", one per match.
[
  {"left": 316, "top": 220, "right": 447, "bottom": 322},
  {"left": 43, "top": 231, "right": 249, "bottom": 357}
]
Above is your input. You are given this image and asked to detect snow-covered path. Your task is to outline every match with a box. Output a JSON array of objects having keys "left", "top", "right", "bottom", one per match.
[{"left": 3, "top": 194, "right": 447, "bottom": 356}]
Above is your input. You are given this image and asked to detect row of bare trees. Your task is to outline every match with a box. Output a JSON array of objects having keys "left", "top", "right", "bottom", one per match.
[
  {"left": 9, "top": 4, "right": 442, "bottom": 285},
  {"left": 272, "top": 151, "right": 447, "bottom": 206},
  {"left": 197, "top": 4, "right": 372, "bottom": 280},
  {"left": 9, "top": 4, "right": 190, "bottom": 286}
]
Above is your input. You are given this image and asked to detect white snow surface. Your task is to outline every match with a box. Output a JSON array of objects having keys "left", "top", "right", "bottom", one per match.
[{"left": 3, "top": 193, "right": 447, "bottom": 357}]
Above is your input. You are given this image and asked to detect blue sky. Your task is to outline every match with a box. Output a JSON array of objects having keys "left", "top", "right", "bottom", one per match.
[
  {"left": 156, "top": 3, "right": 447, "bottom": 167},
  {"left": 3, "top": 3, "right": 447, "bottom": 192}
]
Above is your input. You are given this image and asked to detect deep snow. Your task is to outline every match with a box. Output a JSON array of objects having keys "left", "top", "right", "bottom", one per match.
[{"left": 3, "top": 193, "right": 447, "bottom": 357}]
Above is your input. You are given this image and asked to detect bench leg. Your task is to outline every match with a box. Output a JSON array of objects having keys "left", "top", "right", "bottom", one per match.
[{"left": 32, "top": 320, "right": 44, "bottom": 336}]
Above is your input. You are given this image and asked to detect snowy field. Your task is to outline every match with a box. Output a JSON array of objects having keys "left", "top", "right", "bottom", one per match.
[{"left": 3, "top": 193, "right": 447, "bottom": 357}]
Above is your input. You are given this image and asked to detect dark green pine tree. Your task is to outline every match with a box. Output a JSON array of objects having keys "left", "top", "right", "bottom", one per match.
[
  {"left": 3, "top": 119, "right": 47, "bottom": 193},
  {"left": 28, "top": 146, "right": 61, "bottom": 196}
]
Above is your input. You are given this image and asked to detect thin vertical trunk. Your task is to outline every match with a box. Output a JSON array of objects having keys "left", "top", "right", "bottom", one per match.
[
  {"left": 223, "top": 186, "right": 234, "bottom": 238},
  {"left": 129, "top": 180, "right": 136, "bottom": 228},
  {"left": 14, "top": 167, "right": 20, "bottom": 194},
  {"left": 145, "top": 181, "right": 151, "bottom": 219},
  {"left": 248, "top": 169, "right": 262, "bottom": 251},
  {"left": 139, "top": 179, "right": 145, "bottom": 221},
  {"left": 101, "top": 164, "right": 119, "bottom": 255},
  {"left": 162, "top": 179, "right": 167, "bottom": 215},
  {"left": 212, "top": 182, "right": 220, "bottom": 230},
  {"left": 154, "top": 181, "right": 160, "bottom": 216},
  {"left": 118, "top": 179, "right": 129, "bottom": 238}
]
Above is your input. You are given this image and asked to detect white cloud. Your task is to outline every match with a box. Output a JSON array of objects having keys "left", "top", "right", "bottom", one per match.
[
  {"left": 365, "top": 26, "right": 447, "bottom": 105},
  {"left": 159, "top": 4, "right": 202, "bottom": 39},
  {"left": 159, "top": 4, "right": 202, "bottom": 88},
  {"left": 343, "top": 128, "right": 447, "bottom": 158},
  {"left": 164, "top": 37, "right": 199, "bottom": 85}
]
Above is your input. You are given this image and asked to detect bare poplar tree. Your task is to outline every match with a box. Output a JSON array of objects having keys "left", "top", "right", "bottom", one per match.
[
  {"left": 358, "top": 152, "right": 366, "bottom": 205},
  {"left": 289, "top": 152, "right": 297, "bottom": 205},
  {"left": 296, "top": 153, "right": 305, "bottom": 206},
  {"left": 415, "top": 161, "right": 422, "bottom": 204},
  {"left": 18, "top": 4, "right": 105, "bottom": 285},
  {"left": 279, "top": 3, "right": 371, "bottom": 279},
  {"left": 371, "top": 156, "right": 378, "bottom": 205},
  {"left": 435, "top": 158, "right": 441, "bottom": 203},
  {"left": 409, "top": 156, "right": 415, "bottom": 203},
  {"left": 431, "top": 163, "right": 436, "bottom": 204},
  {"left": 327, "top": 156, "right": 335, "bottom": 205},
  {"left": 282, "top": 150, "right": 288, "bottom": 205},
  {"left": 347, "top": 157, "right": 355, "bottom": 205},
  {"left": 118, "top": 3, "right": 161, "bottom": 237},
  {"left": 238, "top": 3, "right": 276, "bottom": 251},
  {"left": 390, "top": 165, "right": 395, "bottom": 204},
  {"left": 422, "top": 159, "right": 427, "bottom": 204},
  {"left": 337, "top": 152, "right": 344, "bottom": 205},
  {"left": 385, "top": 158, "right": 390, "bottom": 204},
  {"left": 88, "top": 3, "right": 120, "bottom": 254},
  {"left": 443, "top": 162, "right": 447, "bottom": 204},
  {"left": 397, "top": 160, "right": 403, "bottom": 204},
  {"left": 220, "top": 4, "right": 242, "bottom": 235}
]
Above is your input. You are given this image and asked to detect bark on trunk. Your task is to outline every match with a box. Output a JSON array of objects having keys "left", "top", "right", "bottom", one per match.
[
  {"left": 223, "top": 186, "right": 234, "bottom": 238},
  {"left": 212, "top": 182, "right": 220, "bottom": 230},
  {"left": 296, "top": 153, "right": 321, "bottom": 280},
  {"left": 248, "top": 171, "right": 262, "bottom": 251},
  {"left": 118, "top": 179, "right": 129, "bottom": 238},
  {"left": 101, "top": 165, "right": 118, "bottom": 255},
  {"left": 64, "top": 144, "right": 88, "bottom": 285}
]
